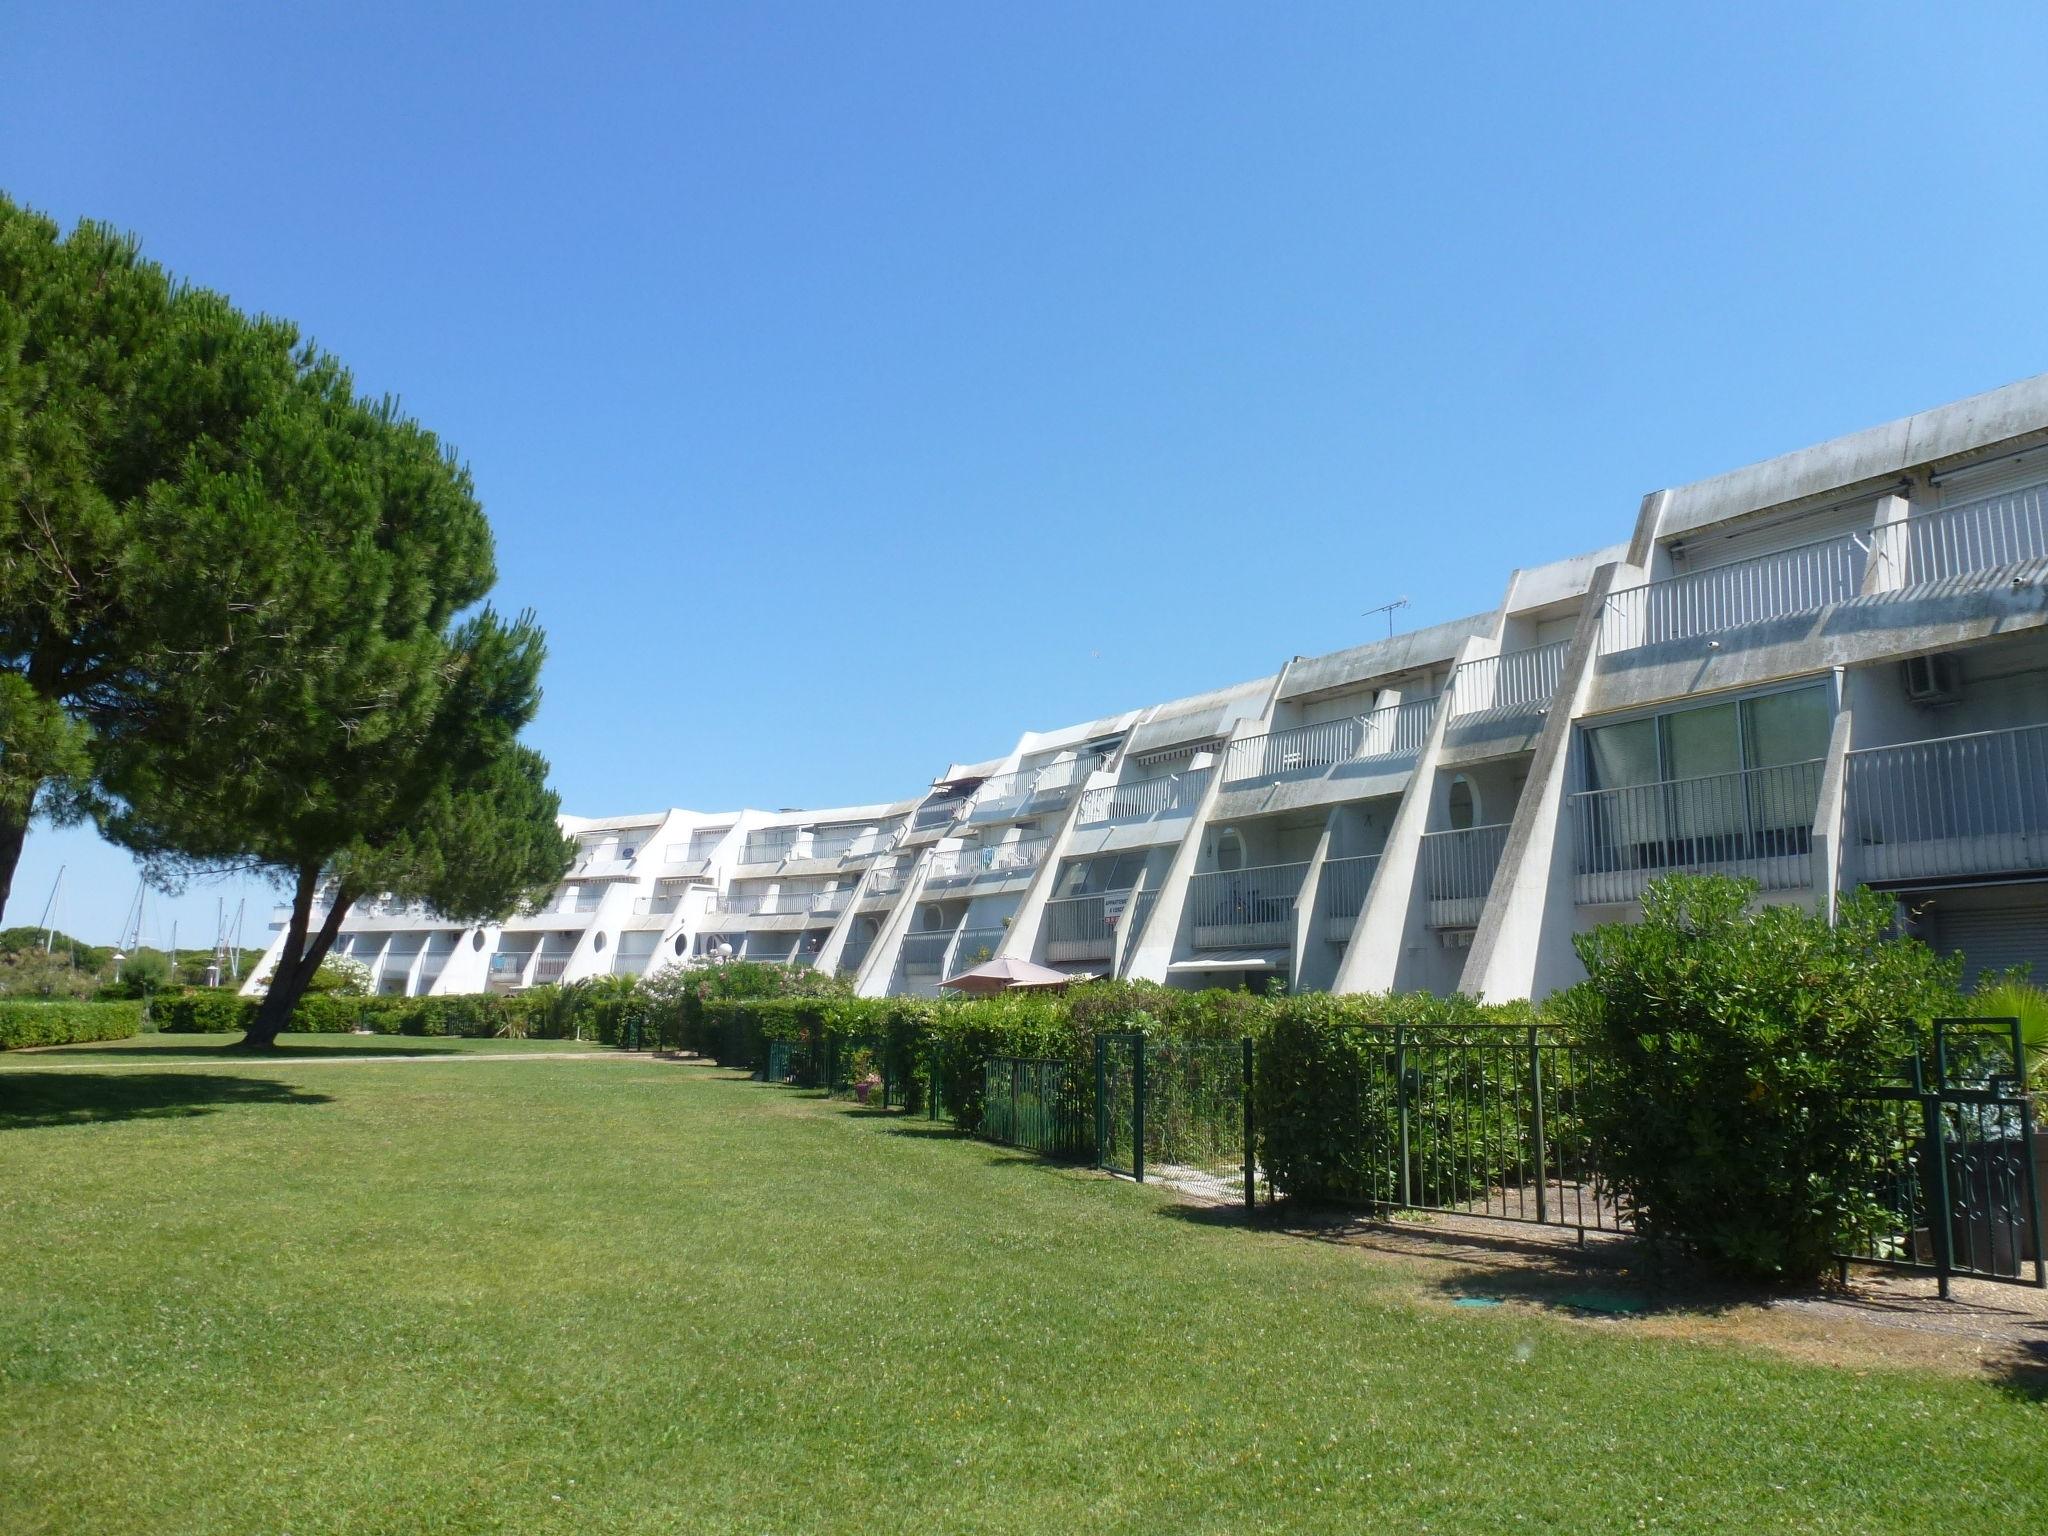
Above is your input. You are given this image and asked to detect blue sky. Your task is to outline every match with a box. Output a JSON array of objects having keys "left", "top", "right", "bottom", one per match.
[{"left": 6, "top": 3, "right": 2047, "bottom": 943}]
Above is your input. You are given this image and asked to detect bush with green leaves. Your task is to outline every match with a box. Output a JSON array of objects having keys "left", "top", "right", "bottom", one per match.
[
  {"left": 1968, "top": 970, "right": 2047, "bottom": 1089},
  {"left": 0, "top": 998, "right": 143, "bottom": 1049},
  {"left": 1555, "top": 875, "right": 1962, "bottom": 1285}
]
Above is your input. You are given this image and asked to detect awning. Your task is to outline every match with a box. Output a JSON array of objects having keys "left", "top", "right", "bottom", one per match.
[{"left": 1165, "top": 952, "right": 1288, "bottom": 972}]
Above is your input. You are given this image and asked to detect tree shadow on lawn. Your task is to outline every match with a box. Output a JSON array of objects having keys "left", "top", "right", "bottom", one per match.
[
  {"left": 0, "top": 1072, "right": 334, "bottom": 1130},
  {"left": 17, "top": 1039, "right": 480, "bottom": 1060},
  {"left": 1990, "top": 1339, "right": 2048, "bottom": 1402}
]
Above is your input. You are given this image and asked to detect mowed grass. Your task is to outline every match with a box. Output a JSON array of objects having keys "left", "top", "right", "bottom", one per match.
[
  {"left": 1, "top": 1055, "right": 2042, "bottom": 1535},
  {"left": 1, "top": 1030, "right": 602, "bottom": 1065}
]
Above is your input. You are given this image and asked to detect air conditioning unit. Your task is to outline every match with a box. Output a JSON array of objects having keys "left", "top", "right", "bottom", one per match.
[{"left": 1902, "top": 652, "right": 1962, "bottom": 706}]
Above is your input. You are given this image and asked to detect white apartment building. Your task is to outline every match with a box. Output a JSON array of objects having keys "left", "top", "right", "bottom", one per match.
[{"left": 252, "top": 374, "right": 2048, "bottom": 1003}]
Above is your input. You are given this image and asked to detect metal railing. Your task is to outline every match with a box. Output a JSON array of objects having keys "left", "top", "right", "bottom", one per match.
[
  {"left": 1222, "top": 698, "right": 1437, "bottom": 786},
  {"left": 1419, "top": 822, "right": 1512, "bottom": 925},
  {"left": 1570, "top": 758, "right": 1824, "bottom": 904},
  {"left": 531, "top": 956, "right": 569, "bottom": 982},
  {"left": 898, "top": 930, "right": 959, "bottom": 977},
  {"left": 837, "top": 932, "right": 874, "bottom": 975},
  {"left": 862, "top": 867, "right": 907, "bottom": 898},
  {"left": 1602, "top": 532, "right": 1867, "bottom": 652},
  {"left": 810, "top": 889, "right": 852, "bottom": 917},
  {"left": 714, "top": 889, "right": 832, "bottom": 916},
  {"left": 912, "top": 797, "right": 965, "bottom": 830},
  {"left": 560, "top": 892, "right": 604, "bottom": 914},
  {"left": 1318, "top": 853, "right": 1380, "bottom": 939},
  {"left": 1844, "top": 722, "right": 2048, "bottom": 884},
  {"left": 1449, "top": 641, "right": 1569, "bottom": 718},
  {"left": 631, "top": 895, "right": 680, "bottom": 917},
  {"left": 946, "top": 927, "right": 1006, "bottom": 973},
  {"left": 1076, "top": 767, "right": 1212, "bottom": 824},
  {"left": 1025, "top": 755, "right": 1100, "bottom": 812},
  {"left": 738, "top": 833, "right": 800, "bottom": 866},
  {"left": 682, "top": 834, "right": 729, "bottom": 862},
  {"left": 1899, "top": 486, "right": 2048, "bottom": 587},
  {"left": 980, "top": 1057, "right": 1092, "bottom": 1159},
  {"left": 968, "top": 771, "right": 1035, "bottom": 821},
  {"left": 1044, "top": 892, "right": 1120, "bottom": 961},
  {"left": 1187, "top": 860, "right": 1310, "bottom": 949}
]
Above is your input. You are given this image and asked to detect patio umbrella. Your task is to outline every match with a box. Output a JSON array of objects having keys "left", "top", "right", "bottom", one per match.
[{"left": 939, "top": 955, "right": 1090, "bottom": 993}]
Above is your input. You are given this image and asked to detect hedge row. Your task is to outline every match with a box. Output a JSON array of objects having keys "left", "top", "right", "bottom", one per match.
[
  {"left": 151, "top": 977, "right": 648, "bottom": 1043},
  {"left": 0, "top": 999, "right": 146, "bottom": 1050}
]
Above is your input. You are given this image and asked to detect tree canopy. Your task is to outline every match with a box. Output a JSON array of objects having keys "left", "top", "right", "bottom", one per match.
[{"left": 2, "top": 194, "right": 569, "bottom": 1045}]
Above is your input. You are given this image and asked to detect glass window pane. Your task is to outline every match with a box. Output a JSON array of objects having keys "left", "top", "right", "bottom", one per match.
[
  {"left": 1741, "top": 684, "right": 1830, "bottom": 768},
  {"left": 1661, "top": 702, "right": 1741, "bottom": 782},
  {"left": 1586, "top": 718, "right": 1659, "bottom": 789}
]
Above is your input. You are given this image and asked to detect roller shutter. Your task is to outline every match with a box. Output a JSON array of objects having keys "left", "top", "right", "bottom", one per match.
[
  {"left": 1670, "top": 498, "right": 1875, "bottom": 573},
  {"left": 1925, "top": 890, "right": 2048, "bottom": 986},
  {"left": 1934, "top": 448, "right": 2048, "bottom": 507}
]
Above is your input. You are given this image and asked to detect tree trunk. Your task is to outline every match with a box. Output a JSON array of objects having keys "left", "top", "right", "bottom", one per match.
[{"left": 242, "top": 868, "right": 351, "bottom": 1048}]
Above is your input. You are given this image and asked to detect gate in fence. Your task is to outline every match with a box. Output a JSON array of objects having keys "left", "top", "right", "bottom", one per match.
[
  {"left": 1095, "top": 1032, "right": 1255, "bottom": 1208},
  {"left": 1264, "top": 1025, "right": 1632, "bottom": 1239},
  {"left": 979, "top": 1056, "right": 1091, "bottom": 1158},
  {"left": 1835, "top": 1018, "right": 2045, "bottom": 1296}
]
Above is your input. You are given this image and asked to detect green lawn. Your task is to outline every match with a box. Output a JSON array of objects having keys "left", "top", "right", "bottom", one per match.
[{"left": 1, "top": 1053, "right": 2041, "bottom": 1534}]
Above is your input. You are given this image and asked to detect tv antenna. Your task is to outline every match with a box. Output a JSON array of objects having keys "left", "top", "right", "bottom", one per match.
[{"left": 1363, "top": 596, "right": 1410, "bottom": 638}]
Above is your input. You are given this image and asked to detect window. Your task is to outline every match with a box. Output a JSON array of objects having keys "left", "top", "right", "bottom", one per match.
[
  {"left": 1586, "top": 683, "right": 1828, "bottom": 788},
  {"left": 1447, "top": 776, "right": 1476, "bottom": 830}
]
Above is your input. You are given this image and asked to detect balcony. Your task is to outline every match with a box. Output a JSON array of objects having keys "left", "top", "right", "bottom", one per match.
[
  {"left": 1601, "top": 533, "right": 1867, "bottom": 654},
  {"left": 898, "top": 930, "right": 958, "bottom": 979},
  {"left": 1186, "top": 861, "right": 1310, "bottom": 950},
  {"left": 946, "top": 927, "right": 1005, "bottom": 972},
  {"left": 1448, "top": 641, "right": 1569, "bottom": 720},
  {"left": 1418, "top": 823, "right": 1512, "bottom": 928},
  {"left": 532, "top": 955, "right": 569, "bottom": 983},
  {"left": 808, "top": 829, "right": 881, "bottom": 862},
  {"left": 1318, "top": 854, "right": 1380, "bottom": 943},
  {"left": 1569, "top": 759, "right": 1824, "bottom": 905},
  {"left": 926, "top": 841, "right": 1047, "bottom": 885},
  {"left": 1076, "top": 768, "right": 1212, "bottom": 825},
  {"left": 1890, "top": 488, "right": 2048, "bottom": 590},
  {"left": 912, "top": 798, "right": 966, "bottom": 831},
  {"left": 715, "top": 889, "right": 828, "bottom": 917},
  {"left": 631, "top": 895, "right": 680, "bottom": 918},
  {"left": 1844, "top": 722, "right": 2048, "bottom": 886},
  {"left": 1222, "top": 699, "right": 1438, "bottom": 788},
  {"left": 737, "top": 833, "right": 800, "bottom": 867},
  {"left": 1043, "top": 892, "right": 1123, "bottom": 962},
  {"left": 838, "top": 932, "right": 874, "bottom": 975},
  {"left": 967, "top": 771, "right": 1035, "bottom": 822},
  {"left": 1024, "top": 755, "right": 1100, "bottom": 813}
]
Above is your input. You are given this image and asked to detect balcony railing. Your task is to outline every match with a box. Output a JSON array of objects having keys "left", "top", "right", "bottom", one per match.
[
  {"left": 631, "top": 896, "right": 680, "bottom": 917},
  {"left": 862, "top": 867, "right": 907, "bottom": 898},
  {"left": 807, "top": 829, "right": 879, "bottom": 861},
  {"left": 1222, "top": 699, "right": 1438, "bottom": 787},
  {"left": 1845, "top": 722, "right": 2048, "bottom": 885},
  {"left": 946, "top": 927, "right": 1006, "bottom": 973},
  {"left": 1570, "top": 759, "right": 1824, "bottom": 904},
  {"left": 1076, "top": 768, "right": 1212, "bottom": 825},
  {"left": 1449, "top": 641, "right": 1569, "bottom": 719},
  {"left": 1602, "top": 533, "right": 1867, "bottom": 653},
  {"left": 838, "top": 933, "right": 874, "bottom": 974},
  {"left": 558, "top": 892, "right": 604, "bottom": 914},
  {"left": 1893, "top": 486, "right": 2048, "bottom": 589},
  {"left": 716, "top": 889, "right": 832, "bottom": 916},
  {"left": 532, "top": 956, "right": 569, "bottom": 983},
  {"left": 1043, "top": 892, "right": 1125, "bottom": 962},
  {"left": 927, "top": 841, "right": 1048, "bottom": 883},
  {"left": 967, "top": 771, "right": 1035, "bottom": 821},
  {"left": 1187, "top": 861, "right": 1310, "bottom": 950},
  {"left": 1025, "top": 755, "right": 1100, "bottom": 812},
  {"left": 1419, "top": 822, "right": 1512, "bottom": 927},
  {"left": 1318, "top": 853, "right": 1380, "bottom": 941},
  {"left": 912, "top": 798, "right": 965, "bottom": 831},
  {"left": 899, "top": 930, "right": 958, "bottom": 977},
  {"left": 738, "top": 834, "right": 800, "bottom": 866}
]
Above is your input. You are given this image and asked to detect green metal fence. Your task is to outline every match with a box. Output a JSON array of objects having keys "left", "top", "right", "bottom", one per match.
[
  {"left": 820, "top": 1033, "right": 907, "bottom": 1108},
  {"left": 979, "top": 1056, "right": 1092, "bottom": 1159},
  {"left": 1835, "top": 1018, "right": 2045, "bottom": 1296},
  {"left": 1096, "top": 1032, "right": 1255, "bottom": 1208}
]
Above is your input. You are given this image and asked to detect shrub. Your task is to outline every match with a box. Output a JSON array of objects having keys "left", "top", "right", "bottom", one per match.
[
  {"left": 0, "top": 999, "right": 144, "bottom": 1050},
  {"left": 1968, "top": 971, "right": 2048, "bottom": 1089},
  {"left": 1558, "top": 875, "right": 1962, "bottom": 1286}
]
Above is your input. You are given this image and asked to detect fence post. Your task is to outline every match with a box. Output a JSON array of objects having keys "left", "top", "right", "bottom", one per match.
[
  {"left": 1916, "top": 1049, "right": 1955, "bottom": 1301},
  {"left": 1528, "top": 1026, "right": 1548, "bottom": 1226},
  {"left": 1094, "top": 1035, "right": 1107, "bottom": 1170},
  {"left": 1395, "top": 1024, "right": 1411, "bottom": 1212},
  {"left": 2020, "top": 1090, "right": 2047, "bottom": 1289},
  {"left": 1132, "top": 1035, "right": 1147, "bottom": 1185},
  {"left": 1242, "top": 1035, "right": 1255, "bottom": 1214}
]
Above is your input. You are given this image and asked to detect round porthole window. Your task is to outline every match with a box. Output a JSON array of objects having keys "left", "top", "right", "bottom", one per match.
[
  {"left": 593, "top": 932, "right": 607, "bottom": 953},
  {"left": 674, "top": 934, "right": 688, "bottom": 955},
  {"left": 471, "top": 930, "right": 486, "bottom": 951}
]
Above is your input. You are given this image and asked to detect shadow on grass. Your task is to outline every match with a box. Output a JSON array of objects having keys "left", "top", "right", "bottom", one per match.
[
  {"left": 15, "top": 1040, "right": 487, "bottom": 1061},
  {"left": 1991, "top": 1340, "right": 2048, "bottom": 1402},
  {"left": 0, "top": 1072, "right": 334, "bottom": 1129}
]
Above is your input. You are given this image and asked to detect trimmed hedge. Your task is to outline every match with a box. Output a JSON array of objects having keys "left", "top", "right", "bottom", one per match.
[
  {"left": 0, "top": 999, "right": 145, "bottom": 1050},
  {"left": 151, "top": 981, "right": 649, "bottom": 1042}
]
